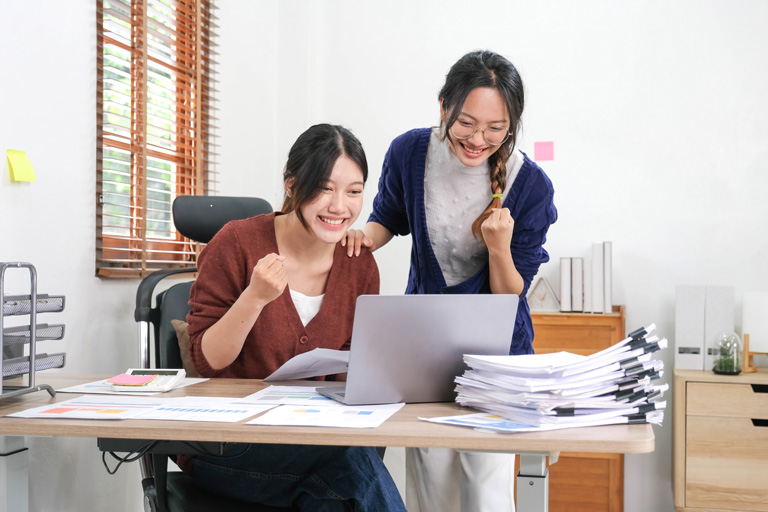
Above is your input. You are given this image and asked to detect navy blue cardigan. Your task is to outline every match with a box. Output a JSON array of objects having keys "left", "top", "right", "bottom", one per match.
[{"left": 369, "top": 128, "right": 557, "bottom": 355}]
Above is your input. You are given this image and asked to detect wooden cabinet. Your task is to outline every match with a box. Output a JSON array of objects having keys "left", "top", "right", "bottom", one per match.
[
  {"left": 673, "top": 369, "right": 768, "bottom": 511},
  {"left": 529, "top": 306, "right": 626, "bottom": 512}
]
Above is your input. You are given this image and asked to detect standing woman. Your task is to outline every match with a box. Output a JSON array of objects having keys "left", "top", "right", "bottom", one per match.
[
  {"left": 344, "top": 51, "right": 557, "bottom": 511},
  {"left": 183, "top": 124, "right": 406, "bottom": 511}
]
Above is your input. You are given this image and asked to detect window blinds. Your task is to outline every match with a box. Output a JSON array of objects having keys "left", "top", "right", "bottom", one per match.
[{"left": 96, "top": 0, "right": 218, "bottom": 277}]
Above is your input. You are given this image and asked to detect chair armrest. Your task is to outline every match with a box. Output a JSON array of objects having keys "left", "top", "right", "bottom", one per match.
[{"left": 135, "top": 268, "right": 198, "bottom": 323}]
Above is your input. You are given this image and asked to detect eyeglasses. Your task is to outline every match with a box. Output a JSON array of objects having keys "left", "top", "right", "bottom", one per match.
[{"left": 450, "top": 119, "right": 510, "bottom": 146}]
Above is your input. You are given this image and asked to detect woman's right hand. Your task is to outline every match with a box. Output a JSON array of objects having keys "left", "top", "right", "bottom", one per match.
[
  {"left": 245, "top": 253, "right": 288, "bottom": 307},
  {"left": 341, "top": 229, "right": 373, "bottom": 257}
]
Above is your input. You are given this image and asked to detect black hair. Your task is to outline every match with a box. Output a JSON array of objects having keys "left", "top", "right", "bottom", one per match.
[
  {"left": 439, "top": 50, "right": 525, "bottom": 242},
  {"left": 281, "top": 124, "right": 368, "bottom": 230}
]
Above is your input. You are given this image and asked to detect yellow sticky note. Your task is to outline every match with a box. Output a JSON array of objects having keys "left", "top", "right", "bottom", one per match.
[{"left": 7, "top": 149, "right": 37, "bottom": 182}]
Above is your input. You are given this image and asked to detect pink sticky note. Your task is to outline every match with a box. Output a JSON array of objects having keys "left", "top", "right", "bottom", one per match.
[
  {"left": 107, "top": 373, "right": 158, "bottom": 386},
  {"left": 534, "top": 141, "right": 554, "bottom": 161}
]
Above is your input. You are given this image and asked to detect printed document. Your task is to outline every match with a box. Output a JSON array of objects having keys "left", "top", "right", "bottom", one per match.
[
  {"left": 238, "top": 385, "right": 346, "bottom": 406},
  {"left": 264, "top": 349, "right": 349, "bottom": 381},
  {"left": 247, "top": 403, "right": 405, "bottom": 428}
]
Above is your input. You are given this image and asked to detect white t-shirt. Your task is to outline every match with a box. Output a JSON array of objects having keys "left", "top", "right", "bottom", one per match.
[
  {"left": 289, "top": 289, "right": 324, "bottom": 326},
  {"left": 424, "top": 128, "right": 523, "bottom": 287}
]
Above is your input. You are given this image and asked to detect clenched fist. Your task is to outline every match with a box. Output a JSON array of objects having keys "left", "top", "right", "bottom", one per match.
[
  {"left": 481, "top": 208, "right": 514, "bottom": 254},
  {"left": 245, "top": 253, "right": 288, "bottom": 308}
]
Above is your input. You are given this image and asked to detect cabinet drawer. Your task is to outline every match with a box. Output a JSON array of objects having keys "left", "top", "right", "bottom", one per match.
[
  {"left": 687, "top": 382, "right": 768, "bottom": 418},
  {"left": 531, "top": 315, "right": 623, "bottom": 355},
  {"left": 686, "top": 415, "right": 768, "bottom": 510}
]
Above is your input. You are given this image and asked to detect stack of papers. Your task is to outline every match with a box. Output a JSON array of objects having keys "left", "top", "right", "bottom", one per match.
[{"left": 427, "top": 324, "right": 668, "bottom": 433}]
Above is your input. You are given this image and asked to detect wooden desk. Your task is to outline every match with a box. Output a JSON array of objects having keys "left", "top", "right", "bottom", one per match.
[{"left": 0, "top": 374, "right": 655, "bottom": 512}]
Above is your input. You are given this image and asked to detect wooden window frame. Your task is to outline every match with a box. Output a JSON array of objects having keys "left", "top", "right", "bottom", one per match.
[{"left": 96, "top": 0, "right": 218, "bottom": 278}]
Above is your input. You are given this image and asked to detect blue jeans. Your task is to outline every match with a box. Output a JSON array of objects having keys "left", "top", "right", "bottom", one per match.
[{"left": 190, "top": 443, "right": 406, "bottom": 512}]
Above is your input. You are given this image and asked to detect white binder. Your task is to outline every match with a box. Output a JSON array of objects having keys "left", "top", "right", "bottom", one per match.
[{"left": 674, "top": 285, "right": 705, "bottom": 370}]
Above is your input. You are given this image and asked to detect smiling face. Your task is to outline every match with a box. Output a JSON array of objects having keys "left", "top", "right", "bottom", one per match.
[
  {"left": 442, "top": 87, "right": 510, "bottom": 167},
  {"left": 296, "top": 155, "right": 365, "bottom": 245}
]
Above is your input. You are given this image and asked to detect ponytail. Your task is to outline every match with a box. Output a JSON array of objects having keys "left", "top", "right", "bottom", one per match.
[{"left": 471, "top": 145, "right": 510, "bottom": 244}]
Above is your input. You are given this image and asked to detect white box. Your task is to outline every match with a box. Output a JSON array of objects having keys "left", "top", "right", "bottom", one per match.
[{"left": 674, "top": 285, "right": 706, "bottom": 370}]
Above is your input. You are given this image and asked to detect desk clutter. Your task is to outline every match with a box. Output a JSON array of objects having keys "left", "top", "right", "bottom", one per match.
[
  {"left": 1, "top": 262, "right": 65, "bottom": 399},
  {"left": 423, "top": 324, "right": 667, "bottom": 432},
  {"left": 9, "top": 382, "right": 403, "bottom": 428}
]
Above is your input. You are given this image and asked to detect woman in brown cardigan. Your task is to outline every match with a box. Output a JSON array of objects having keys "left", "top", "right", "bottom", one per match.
[{"left": 184, "top": 124, "right": 405, "bottom": 512}]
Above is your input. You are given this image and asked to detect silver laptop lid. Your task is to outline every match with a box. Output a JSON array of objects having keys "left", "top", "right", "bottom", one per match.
[{"left": 343, "top": 294, "right": 518, "bottom": 405}]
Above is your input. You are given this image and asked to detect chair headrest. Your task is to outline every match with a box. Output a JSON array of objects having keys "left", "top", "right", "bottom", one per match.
[{"left": 172, "top": 196, "right": 273, "bottom": 244}]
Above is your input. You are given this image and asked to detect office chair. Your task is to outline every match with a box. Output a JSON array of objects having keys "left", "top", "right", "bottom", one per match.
[{"left": 119, "top": 195, "right": 296, "bottom": 512}]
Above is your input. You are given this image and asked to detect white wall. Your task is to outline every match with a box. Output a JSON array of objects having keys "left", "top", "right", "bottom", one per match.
[
  {"left": 0, "top": 0, "right": 766, "bottom": 511},
  {"left": 1, "top": 1, "right": 144, "bottom": 510}
]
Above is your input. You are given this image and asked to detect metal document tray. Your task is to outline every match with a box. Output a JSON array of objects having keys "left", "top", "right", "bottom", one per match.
[
  {"left": 2, "top": 294, "right": 65, "bottom": 316},
  {"left": 2, "top": 353, "right": 67, "bottom": 379},
  {"left": 1, "top": 323, "right": 66, "bottom": 346}
]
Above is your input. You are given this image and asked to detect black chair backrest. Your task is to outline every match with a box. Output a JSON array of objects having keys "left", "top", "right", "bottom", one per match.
[
  {"left": 134, "top": 196, "right": 273, "bottom": 368},
  {"left": 173, "top": 196, "right": 273, "bottom": 244}
]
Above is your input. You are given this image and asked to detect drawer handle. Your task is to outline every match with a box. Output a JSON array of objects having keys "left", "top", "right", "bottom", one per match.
[
  {"left": 752, "top": 419, "right": 768, "bottom": 427},
  {"left": 751, "top": 384, "right": 768, "bottom": 394}
]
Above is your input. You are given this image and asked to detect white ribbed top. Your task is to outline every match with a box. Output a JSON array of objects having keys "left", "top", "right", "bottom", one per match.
[
  {"left": 289, "top": 289, "right": 324, "bottom": 326},
  {"left": 424, "top": 128, "right": 523, "bottom": 286}
]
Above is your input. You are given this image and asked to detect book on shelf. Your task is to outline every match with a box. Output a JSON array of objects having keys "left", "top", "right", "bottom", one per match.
[
  {"left": 603, "top": 241, "right": 613, "bottom": 314},
  {"left": 571, "top": 257, "right": 584, "bottom": 312},
  {"left": 558, "top": 241, "right": 613, "bottom": 315},
  {"left": 583, "top": 257, "right": 592, "bottom": 314},
  {"left": 560, "top": 257, "right": 571, "bottom": 312},
  {"left": 591, "top": 242, "right": 604, "bottom": 314}
]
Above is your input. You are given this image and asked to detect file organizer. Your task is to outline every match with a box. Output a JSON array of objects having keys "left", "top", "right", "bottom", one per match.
[{"left": 1, "top": 262, "right": 65, "bottom": 399}]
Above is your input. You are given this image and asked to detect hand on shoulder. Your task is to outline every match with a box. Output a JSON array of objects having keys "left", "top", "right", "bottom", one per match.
[{"left": 341, "top": 229, "right": 373, "bottom": 257}]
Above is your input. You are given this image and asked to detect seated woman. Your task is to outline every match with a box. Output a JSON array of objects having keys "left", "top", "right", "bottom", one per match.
[{"left": 181, "top": 124, "right": 406, "bottom": 512}]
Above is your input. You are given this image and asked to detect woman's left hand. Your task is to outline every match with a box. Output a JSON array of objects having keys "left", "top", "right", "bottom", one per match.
[{"left": 481, "top": 208, "right": 514, "bottom": 254}]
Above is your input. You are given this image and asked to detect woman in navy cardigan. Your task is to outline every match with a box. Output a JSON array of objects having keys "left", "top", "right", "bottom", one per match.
[{"left": 344, "top": 50, "right": 557, "bottom": 512}]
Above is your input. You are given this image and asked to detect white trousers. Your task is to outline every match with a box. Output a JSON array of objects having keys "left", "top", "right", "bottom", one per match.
[{"left": 405, "top": 448, "right": 516, "bottom": 512}]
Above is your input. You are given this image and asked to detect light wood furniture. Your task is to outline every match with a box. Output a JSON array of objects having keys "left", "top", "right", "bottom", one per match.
[
  {"left": 673, "top": 369, "right": 768, "bottom": 511},
  {"left": 530, "top": 305, "right": 626, "bottom": 512},
  {"left": 742, "top": 334, "right": 768, "bottom": 374},
  {"left": 0, "top": 374, "right": 655, "bottom": 512}
]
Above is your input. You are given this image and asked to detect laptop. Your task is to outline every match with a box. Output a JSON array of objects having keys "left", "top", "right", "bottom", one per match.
[{"left": 317, "top": 294, "right": 518, "bottom": 405}]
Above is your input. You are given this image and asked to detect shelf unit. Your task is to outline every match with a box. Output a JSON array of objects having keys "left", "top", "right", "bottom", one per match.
[
  {"left": 528, "top": 305, "right": 626, "bottom": 512},
  {"left": 1, "top": 262, "right": 65, "bottom": 399},
  {"left": 673, "top": 369, "right": 768, "bottom": 511}
]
